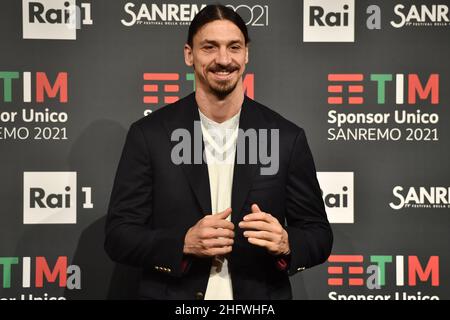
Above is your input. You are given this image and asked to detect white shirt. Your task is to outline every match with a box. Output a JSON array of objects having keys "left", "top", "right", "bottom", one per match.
[{"left": 199, "top": 108, "right": 241, "bottom": 300}]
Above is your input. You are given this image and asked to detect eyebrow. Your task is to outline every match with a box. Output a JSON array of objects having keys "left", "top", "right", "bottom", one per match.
[{"left": 199, "top": 39, "right": 244, "bottom": 46}]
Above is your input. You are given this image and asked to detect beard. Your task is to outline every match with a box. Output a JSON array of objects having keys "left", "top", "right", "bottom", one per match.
[
  {"left": 209, "top": 76, "right": 239, "bottom": 99},
  {"left": 203, "top": 62, "right": 241, "bottom": 99}
]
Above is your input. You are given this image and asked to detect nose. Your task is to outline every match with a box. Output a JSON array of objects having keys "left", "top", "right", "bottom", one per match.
[{"left": 216, "top": 46, "right": 232, "bottom": 66}]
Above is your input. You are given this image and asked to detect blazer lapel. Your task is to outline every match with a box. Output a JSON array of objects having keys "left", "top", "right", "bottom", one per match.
[
  {"left": 162, "top": 93, "right": 212, "bottom": 216},
  {"left": 231, "top": 96, "right": 264, "bottom": 224}
]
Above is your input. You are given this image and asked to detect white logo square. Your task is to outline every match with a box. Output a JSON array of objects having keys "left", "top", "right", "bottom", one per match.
[
  {"left": 23, "top": 172, "right": 77, "bottom": 224},
  {"left": 317, "top": 172, "right": 354, "bottom": 223},
  {"left": 303, "top": 0, "right": 355, "bottom": 42},
  {"left": 23, "top": 0, "right": 76, "bottom": 40}
]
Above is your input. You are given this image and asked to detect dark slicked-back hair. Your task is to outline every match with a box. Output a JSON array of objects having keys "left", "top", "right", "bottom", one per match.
[{"left": 187, "top": 4, "right": 250, "bottom": 47}]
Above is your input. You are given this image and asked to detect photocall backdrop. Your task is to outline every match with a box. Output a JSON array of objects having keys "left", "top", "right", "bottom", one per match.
[{"left": 0, "top": 0, "right": 449, "bottom": 300}]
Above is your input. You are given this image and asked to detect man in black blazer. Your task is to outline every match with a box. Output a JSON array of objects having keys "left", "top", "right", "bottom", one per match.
[{"left": 105, "top": 4, "right": 332, "bottom": 300}]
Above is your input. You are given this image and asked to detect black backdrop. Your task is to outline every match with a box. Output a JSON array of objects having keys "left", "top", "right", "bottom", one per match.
[{"left": 0, "top": 0, "right": 449, "bottom": 300}]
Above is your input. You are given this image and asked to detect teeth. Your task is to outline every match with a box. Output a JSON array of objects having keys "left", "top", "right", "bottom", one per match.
[{"left": 214, "top": 72, "right": 232, "bottom": 76}]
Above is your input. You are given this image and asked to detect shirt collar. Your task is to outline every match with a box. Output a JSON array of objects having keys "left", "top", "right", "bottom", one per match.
[{"left": 198, "top": 108, "right": 241, "bottom": 131}]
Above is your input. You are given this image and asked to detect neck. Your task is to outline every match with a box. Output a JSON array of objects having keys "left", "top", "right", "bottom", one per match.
[{"left": 195, "top": 80, "right": 244, "bottom": 123}]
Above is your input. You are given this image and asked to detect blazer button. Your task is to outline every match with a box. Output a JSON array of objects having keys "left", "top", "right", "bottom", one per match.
[{"left": 195, "top": 292, "right": 204, "bottom": 300}]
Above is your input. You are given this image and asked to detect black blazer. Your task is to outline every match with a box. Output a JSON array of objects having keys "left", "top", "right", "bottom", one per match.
[{"left": 105, "top": 93, "right": 333, "bottom": 300}]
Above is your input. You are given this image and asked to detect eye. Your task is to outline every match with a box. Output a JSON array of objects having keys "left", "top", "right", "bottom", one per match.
[
  {"left": 203, "top": 45, "right": 215, "bottom": 50},
  {"left": 230, "top": 45, "right": 241, "bottom": 51}
]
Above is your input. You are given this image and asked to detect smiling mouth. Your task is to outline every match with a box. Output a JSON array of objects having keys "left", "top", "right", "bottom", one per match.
[{"left": 210, "top": 70, "right": 236, "bottom": 80}]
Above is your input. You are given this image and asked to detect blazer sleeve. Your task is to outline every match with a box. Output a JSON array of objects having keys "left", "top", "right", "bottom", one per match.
[
  {"left": 104, "top": 122, "right": 189, "bottom": 278},
  {"left": 285, "top": 128, "right": 333, "bottom": 276}
]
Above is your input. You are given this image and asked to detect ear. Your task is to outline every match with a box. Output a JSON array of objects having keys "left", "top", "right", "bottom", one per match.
[{"left": 184, "top": 44, "right": 193, "bottom": 66}]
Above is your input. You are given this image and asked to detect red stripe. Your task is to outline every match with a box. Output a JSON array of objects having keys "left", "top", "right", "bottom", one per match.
[
  {"left": 328, "top": 97, "right": 343, "bottom": 104},
  {"left": 328, "top": 266, "right": 343, "bottom": 274},
  {"left": 143, "top": 84, "right": 158, "bottom": 92},
  {"left": 328, "top": 85, "right": 343, "bottom": 93},
  {"left": 328, "top": 74, "right": 364, "bottom": 81},
  {"left": 328, "top": 278, "right": 343, "bottom": 286},
  {"left": 349, "top": 85, "right": 364, "bottom": 93},
  {"left": 349, "top": 278, "right": 364, "bottom": 286},
  {"left": 164, "top": 84, "right": 179, "bottom": 92},
  {"left": 328, "top": 255, "right": 364, "bottom": 263},
  {"left": 349, "top": 97, "right": 364, "bottom": 104},
  {"left": 349, "top": 266, "right": 364, "bottom": 274},
  {"left": 143, "top": 96, "right": 158, "bottom": 104},
  {"left": 143, "top": 73, "right": 179, "bottom": 81},
  {"left": 164, "top": 96, "right": 179, "bottom": 104}
]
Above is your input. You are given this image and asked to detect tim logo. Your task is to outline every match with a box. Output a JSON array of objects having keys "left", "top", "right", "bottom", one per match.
[
  {"left": 23, "top": 172, "right": 93, "bottom": 224},
  {"left": 327, "top": 73, "right": 439, "bottom": 105},
  {"left": 303, "top": 0, "right": 355, "bottom": 42},
  {"left": 0, "top": 71, "right": 68, "bottom": 103},
  {"left": 328, "top": 255, "right": 439, "bottom": 288},
  {"left": 317, "top": 172, "right": 354, "bottom": 224},
  {"left": 0, "top": 256, "right": 80, "bottom": 290},
  {"left": 22, "top": 0, "right": 93, "bottom": 40}
]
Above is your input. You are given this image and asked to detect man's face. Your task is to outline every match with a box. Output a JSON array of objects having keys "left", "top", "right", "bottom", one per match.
[{"left": 184, "top": 19, "right": 248, "bottom": 98}]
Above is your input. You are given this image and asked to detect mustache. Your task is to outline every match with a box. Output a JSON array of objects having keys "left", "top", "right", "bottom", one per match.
[{"left": 208, "top": 63, "right": 240, "bottom": 73}]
